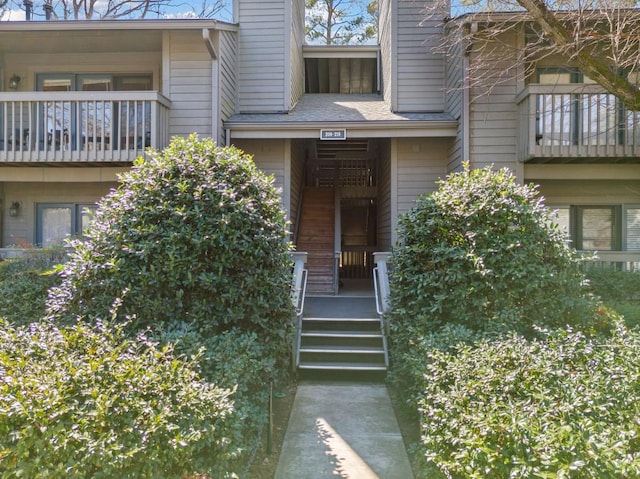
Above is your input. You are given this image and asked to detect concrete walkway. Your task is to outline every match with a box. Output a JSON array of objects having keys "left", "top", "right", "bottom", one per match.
[{"left": 274, "top": 382, "right": 414, "bottom": 479}]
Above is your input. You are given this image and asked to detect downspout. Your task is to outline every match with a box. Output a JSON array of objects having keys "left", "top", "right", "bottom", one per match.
[{"left": 202, "top": 28, "right": 220, "bottom": 143}]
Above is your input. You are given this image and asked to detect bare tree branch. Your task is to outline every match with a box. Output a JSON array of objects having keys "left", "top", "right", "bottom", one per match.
[{"left": 428, "top": 0, "right": 640, "bottom": 110}]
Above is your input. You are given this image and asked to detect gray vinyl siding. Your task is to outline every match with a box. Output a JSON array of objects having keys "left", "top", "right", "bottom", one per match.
[
  {"left": 396, "top": 138, "right": 448, "bottom": 215},
  {"left": 167, "top": 31, "right": 213, "bottom": 138},
  {"left": 468, "top": 35, "right": 519, "bottom": 170},
  {"left": 290, "top": 0, "right": 305, "bottom": 107},
  {"left": 534, "top": 180, "right": 640, "bottom": 205},
  {"left": 445, "top": 38, "right": 465, "bottom": 172},
  {"left": 235, "top": 139, "right": 286, "bottom": 194},
  {"left": 377, "top": 140, "right": 392, "bottom": 250},
  {"left": 237, "top": 1, "right": 286, "bottom": 112},
  {"left": 395, "top": 0, "right": 445, "bottom": 112},
  {"left": 219, "top": 30, "right": 238, "bottom": 143},
  {"left": 378, "top": 0, "right": 393, "bottom": 106}
]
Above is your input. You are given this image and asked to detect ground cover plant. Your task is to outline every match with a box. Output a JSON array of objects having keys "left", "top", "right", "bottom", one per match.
[
  {"left": 0, "top": 136, "right": 296, "bottom": 477},
  {"left": 0, "top": 319, "right": 239, "bottom": 479},
  {"left": 386, "top": 165, "right": 638, "bottom": 477},
  {"left": 417, "top": 324, "right": 640, "bottom": 478}
]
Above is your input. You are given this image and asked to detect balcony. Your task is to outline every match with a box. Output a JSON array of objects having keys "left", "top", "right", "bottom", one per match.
[
  {"left": 0, "top": 92, "right": 171, "bottom": 163},
  {"left": 516, "top": 84, "right": 640, "bottom": 162}
]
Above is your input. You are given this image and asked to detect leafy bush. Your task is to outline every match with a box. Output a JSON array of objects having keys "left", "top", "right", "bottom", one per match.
[
  {"left": 388, "top": 165, "right": 592, "bottom": 340},
  {"left": 416, "top": 324, "right": 640, "bottom": 478},
  {"left": 583, "top": 269, "right": 640, "bottom": 328},
  {"left": 150, "top": 322, "right": 278, "bottom": 467},
  {"left": 0, "top": 249, "right": 65, "bottom": 326},
  {"left": 584, "top": 269, "right": 640, "bottom": 304},
  {"left": 0, "top": 319, "right": 240, "bottom": 478},
  {"left": 47, "top": 135, "right": 295, "bottom": 357}
]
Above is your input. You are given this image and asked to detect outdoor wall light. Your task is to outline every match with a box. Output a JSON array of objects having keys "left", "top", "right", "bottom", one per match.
[
  {"left": 8, "top": 74, "right": 21, "bottom": 90},
  {"left": 9, "top": 202, "right": 21, "bottom": 217}
]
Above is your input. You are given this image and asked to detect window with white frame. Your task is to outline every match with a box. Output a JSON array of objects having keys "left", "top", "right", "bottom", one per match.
[{"left": 36, "top": 203, "right": 97, "bottom": 247}]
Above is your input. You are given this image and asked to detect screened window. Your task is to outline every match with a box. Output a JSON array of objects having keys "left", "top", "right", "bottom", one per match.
[
  {"left": 576, "top": 206, "right": 618, "bottom": 251},
  {"left": 548, "top": 205, "right": 633, "bottom": 251},
  {"left": 36, "top": 203, "right": 97, "bottom": 247},
  {"left": 625, "top": 206, "right": 640, "bottom": 251}
]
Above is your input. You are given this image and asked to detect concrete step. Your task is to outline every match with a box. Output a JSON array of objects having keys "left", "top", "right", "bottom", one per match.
[
  {"left": 298, "top": 315, "right": 388, "bottom": 373},
  {"left": 298, "top": 362, "right": 387, "bottom": 371},
  {"left": 302, "top": 317, "right": 381, "bottom": 332}
]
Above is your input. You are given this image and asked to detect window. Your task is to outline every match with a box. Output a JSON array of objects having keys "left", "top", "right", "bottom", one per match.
[
  {"left": 36, "top": 73, "right": 153, "bottom": 151},
  {"left": 548, "top": 205, "right": 637, "bottom": 251},
  {"left": 36, "top": 203, "right": 97, "bottom": 247}
]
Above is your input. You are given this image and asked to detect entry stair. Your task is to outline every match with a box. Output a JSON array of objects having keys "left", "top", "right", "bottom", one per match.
[
  {"left": 295, "top": 187, "right": 336, "bottom": 295},
  {"left": 296, "top": 297, "right": 388, "bottom": 373}
]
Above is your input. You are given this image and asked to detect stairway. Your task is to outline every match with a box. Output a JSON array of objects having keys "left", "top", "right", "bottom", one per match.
[
  {"left": 297, "top": 297, "right": 388, "bottom": 373},
  {"left": 296, "top": 187, "right": 336, "bottom": 295}
]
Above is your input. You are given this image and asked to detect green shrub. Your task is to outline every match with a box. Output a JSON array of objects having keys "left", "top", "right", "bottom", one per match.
[
  {"left": 584, "top": 269, "right": 640, "bottom": 304},
  {"left": 150, "top": 321, "right": 278, "bottom": 468},
  {"left": 416, "top": 324, "right": 640, "bottom": 479},
  {"left": 47, "top": 135, "right": 295, "bottom": 358},
  {"left": 0, "top": 320, "right": 240, "bottom": 478},
  {"left": 388, "top": 165, "right": 592, "bottom": 339},
  {"left": 0, "top": 249, "right": 65, "bottom": 326},
  {"left": 583, "top": 269, "right": 640, "bottom": 328}
]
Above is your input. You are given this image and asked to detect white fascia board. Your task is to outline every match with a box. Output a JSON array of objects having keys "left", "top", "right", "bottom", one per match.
[
  {"left": 303, "top": 45, "right": 380, "bottom": 59},
  {"left": 0, "top": 19, "right": 238, "bottom": 33},
  {"left": 226, "top": 121, "right": 458, "bottom": 139}
]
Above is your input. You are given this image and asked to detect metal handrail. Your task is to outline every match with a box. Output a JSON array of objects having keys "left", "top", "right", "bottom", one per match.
[
  {"left": 373, "top": 266, "right": 383, "bottom": 316},
  {"left": 295, "top": 269, "right": 308, "bottom": 317}
]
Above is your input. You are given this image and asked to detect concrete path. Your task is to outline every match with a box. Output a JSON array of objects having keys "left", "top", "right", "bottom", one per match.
[{"left": 274, "top": 382, "right": 414, "bottom": 479}]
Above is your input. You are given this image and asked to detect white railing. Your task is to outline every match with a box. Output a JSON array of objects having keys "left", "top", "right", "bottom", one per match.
[
  {"left": 373, "top": 251, "right": 392, "bottom": 316},
  {"left": 517, "top": 84, "right": 640, "bottom": 161},
  {"left": 0, "top": 91, "right": 171, "bottom": 163},
  {"left": 579, "top": 250, "right": 640, "bottom": 272},
  {"left": 291, "top": 252, "right": 308, "bottom": 370}
]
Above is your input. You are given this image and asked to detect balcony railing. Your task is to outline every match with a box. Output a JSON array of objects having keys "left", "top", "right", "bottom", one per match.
[
  {"left": 517, "top": 84, "right": 640, "bottom": 161},
  {"left": 0, "top": 91, "right": 171, "bottom": 163}
]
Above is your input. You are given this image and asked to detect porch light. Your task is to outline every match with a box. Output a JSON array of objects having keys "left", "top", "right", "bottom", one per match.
[
  {"left": 8, "top": 74, "right": 20, "bottom": 90},
  {"left": 9, "top": 202, "right": 21, "bottom": 218}
]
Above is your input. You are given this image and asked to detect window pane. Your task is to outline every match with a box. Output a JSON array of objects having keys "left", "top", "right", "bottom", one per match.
[
  {"left": 580, "top": 207, "right": 614, "bottom": 250},
  {"left": 581, "top": 94, "right": 617, "bottom": 146},
  {"left": 551, "top": 207, "right": 571, "bottom": 241},
  {"left": 626, "top": 207, "right": 640, "bottom": 251},
  {"left": 79, "top": 205, "right": 97, "bottom": 233},
  {"left": 538, "top": 71, "right": 573, "bottom": 84},
  {"left": 537, "top": 94, "right": 573, "bottom": 146},
  {"left": 80, "top": 78, "right": 112, "bottom": 92},
  {"left": 41, "top": 206, "right": 72, "bottom": 247}
]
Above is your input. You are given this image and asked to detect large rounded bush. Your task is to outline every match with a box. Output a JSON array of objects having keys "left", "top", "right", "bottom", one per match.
[
  {"left": 47, "top": 135, "right": 294, "bottom": 352},
  {"left": 388, "top": 165, "right": 592, "bottom": 338}
]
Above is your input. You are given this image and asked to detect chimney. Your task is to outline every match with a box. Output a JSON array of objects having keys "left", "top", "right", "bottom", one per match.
[
  {"left": 24, "top": 0, "right": 32, "bottom": 20},
  {"left": 43, "top": 1, "right": 53, "bottom": 20}
]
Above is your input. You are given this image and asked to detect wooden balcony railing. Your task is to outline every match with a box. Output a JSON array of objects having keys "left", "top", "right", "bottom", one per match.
[
  {"left": 0, "top": 91, "right": 171, "bottom": 163},
  {"left": 516, "top": 84, "right": 640, "bottom": 162}
]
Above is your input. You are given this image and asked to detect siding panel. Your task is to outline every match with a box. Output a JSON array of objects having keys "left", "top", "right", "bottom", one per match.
[
  {"left": 237, "top": 1, "right": 286, "bottom": 112},
  {"left": 168, "top": 31, "right": 212, "bottom": 138}
]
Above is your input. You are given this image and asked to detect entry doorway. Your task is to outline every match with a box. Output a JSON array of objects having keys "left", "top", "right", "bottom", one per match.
[{"left": 296, "top": 139, "right": 379, "bottom": 294}]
